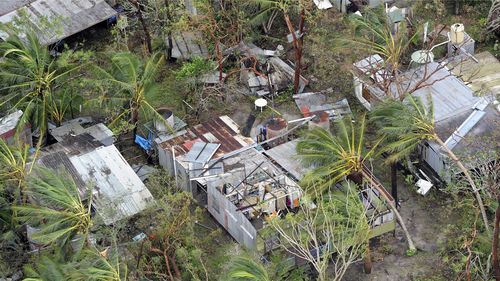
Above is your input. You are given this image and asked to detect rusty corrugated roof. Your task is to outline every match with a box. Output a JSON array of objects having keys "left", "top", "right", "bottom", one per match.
[{"left": 159, "top": 116, "right": 251, "bottom": 158}]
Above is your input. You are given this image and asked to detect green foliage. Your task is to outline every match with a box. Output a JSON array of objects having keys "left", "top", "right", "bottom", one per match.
[
  {"left": 13, "top": 167, "right": 92, "bottom": 250},
  {"left": 296, "top": 115, "right": 379, "bottom": 193},
  {"left": 175, "top": 57, "right": 215, "bottom": 80},
  {"left": 132, "top": 172, "right": 214, "bottom": 280},
  {"left": 93, "top": 52, "right": 169, "bottom": 133},
  {"left": 0, "top": 32, "right": 83, "bottom": 146},
  {"left": 224, "top": 256, "right": 270, "bottom": 281},
  {"left": 24, "top": 245, "right": 128, "bottom": 281},
  {"left": 370, "top": 96, "right": 435, "bottom": 163}
]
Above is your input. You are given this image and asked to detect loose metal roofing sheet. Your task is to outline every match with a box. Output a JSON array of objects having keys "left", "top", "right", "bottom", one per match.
[
  {"left": 159, "top": 116, "right": 253, "bottom": 158},
  {"left": 0, "top": 110, "right": 22, "bottom": 136},
  {"left": 69, "top": 145, "right": 154, "bottom": 225},
  {"left": 0, "top": 0, "right": 117, "bottom": 45},
  {"left": 169, "top": 31, "right": 209, "bottom": 60},
  {"left": 185, "top": 142, "right": 220, "bottom": 164}
]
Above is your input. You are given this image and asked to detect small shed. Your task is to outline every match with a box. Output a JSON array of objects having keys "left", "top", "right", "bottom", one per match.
[
  {"left": 0, "top": 110, "right": 32, "bottom": 146},
  {"left": 38, "top": 132, "right": 154, "bottom": 225},
  {"left": 0, "top": 0, "right": 117, "bottom": 45}
]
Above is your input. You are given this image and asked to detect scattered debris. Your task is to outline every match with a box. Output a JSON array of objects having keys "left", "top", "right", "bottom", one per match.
[{"left": 293, "top": 90, "right": 352, "bottom": 120}]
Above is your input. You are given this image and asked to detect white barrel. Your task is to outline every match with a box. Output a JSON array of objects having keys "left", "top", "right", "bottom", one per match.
[{"left": 450, "top": 23, "right": 465, "bottom": 44}]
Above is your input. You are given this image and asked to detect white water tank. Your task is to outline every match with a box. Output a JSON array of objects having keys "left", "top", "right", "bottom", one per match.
[
  {"left": 450, "top": 23, "right": 465, "bottom": 44},
  {"left": 154, "top": 108, "right": 175, "bottom": 132}
]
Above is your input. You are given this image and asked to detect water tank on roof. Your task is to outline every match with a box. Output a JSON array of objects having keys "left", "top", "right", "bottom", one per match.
[
  {"left": 154, "top": 108, "right": 175, "bottom": 132},
  {"left": 266, "top": 117, "right": 288, "bottom": 147},
  {"left": 450, "top": 23, "right": 465, "bottom": 44}
]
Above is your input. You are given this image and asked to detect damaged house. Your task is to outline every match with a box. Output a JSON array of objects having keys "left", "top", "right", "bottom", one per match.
[
  {"left": 37, "top": 123, "right": 155, "bottom": 225},
  {"left": 156, "top": 114, "right": 396, "bottom": 255},
  {"left": 352, "top": 29, "right": 500, "bottom": 181}
]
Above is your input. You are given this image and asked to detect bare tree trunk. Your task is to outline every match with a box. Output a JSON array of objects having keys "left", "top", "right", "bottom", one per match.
[
  {"left": 283, "top": 9, "right": 305, "bottom": 95},
  {"left": 363, "top": 244, "right": 372, "bottom": 274},
  {"left": 434, "top": 136, "right": 490, "bottom": 233},
  {"left": 493, "top": 197, "right": 500, "bottom": 281},
  {"left": 215, "top": 38, "right": 223, "bottom": 82},
  {"left": 361, "top": 170, "right": 416, "bottom": 253},
  {"left": 391, "top": 162, "right": 398, "bottom": 207},
  {"left": 130, "top": 0, "right": 153, "bottom": 54},
  {"left": 164, "top": 0, "right": 173, "bottom": 60},
  {"left": 131, "top": 106, "right": 139, "bottom": 141}
]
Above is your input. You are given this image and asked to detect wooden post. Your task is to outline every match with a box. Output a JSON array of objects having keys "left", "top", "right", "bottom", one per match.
[{"left": 391, "top": 162, "right": 398, "bottom": 207}]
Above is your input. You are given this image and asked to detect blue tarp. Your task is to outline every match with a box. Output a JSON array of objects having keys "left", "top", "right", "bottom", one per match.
[{"left": 135, "top": 135, "right": 152, "bottom": 151}]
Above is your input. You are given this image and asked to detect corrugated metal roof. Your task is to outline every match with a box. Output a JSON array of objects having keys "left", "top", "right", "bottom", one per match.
[
  {"left": 450, "top": 51, "right": 500, "bottom": 97},
  {"left": 0, "top": 0, "right": 116, "bottom": 45},
  {"left": 69, "top": 145, "right": 154, "bottom": 225},
  {"left": 264, "top": 139, "right": 309, "bottom": 181},
  {"left": 38, "top": 133, "right": 154, "bottom": 225},
  {"left": 159, "top": 116, "right": 253, "bottom": 158},
  {"left": 185, "top": 142, "right": 220, "bottom": 164},
  {"left": 169, "top": 31, "right": 209, "bottom": 60},
  {"left": 0, "top": 110, "right": 22, "bottom": 136},
  {"left": 0, "top": 0, "right": 32, "bottom": 16},
  {"left": 392, "top": 63, "right": 479, "bottom": 123}
]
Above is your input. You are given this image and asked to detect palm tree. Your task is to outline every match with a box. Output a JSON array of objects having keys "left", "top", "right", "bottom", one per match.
[
  {"left": 94, "top": 52, "right": 166, "bottom": 139},
  {"left": 13, "top": 167, "right": 92, "bottom": 249},
  {"left": 225, "top": 256, "right": 270, "bottom": 281},
  {"left": 0, "top": 139, "right": 32, "bottom": 202},
  {"left": 370, "top": 96, "right": 490, "bottom": 233},
  {"left": 0, "top": 32, "right": 82, "bottom": 146},
  {"left": 24, "top": 246, "right": 128, "bottom": 281},
  {"left": 296, "top": 116, "right": 416, "bottom": 253}
]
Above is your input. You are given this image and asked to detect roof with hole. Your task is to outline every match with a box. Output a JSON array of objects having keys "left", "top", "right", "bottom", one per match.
[{"left": 0, "top": 0, "right": 116, "bottom": 45}]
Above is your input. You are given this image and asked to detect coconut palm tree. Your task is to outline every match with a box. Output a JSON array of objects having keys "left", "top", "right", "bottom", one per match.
[
  {"left": 296, "top": 116, "right": 416, "bottom": 253},
  {"left": 0, "top": 139, "right": 32, "bottom": 202},
  {"left": 94, "top": 52, "right": 166, "bottom": 139},
  {"left": 0, "top": 32, "right": 83, "bottom": 146},
  {"left": 370, "top": 96, "right": 490, "bottom": 233},
  {"left": 225, "top": 256, "right": 271, "bottom": 281},
  {"left": 24, "top": 246, "right": 128, "bottom": 281},
  {"left": 13, "top": 167, "right": 92, "bottom": 249}
]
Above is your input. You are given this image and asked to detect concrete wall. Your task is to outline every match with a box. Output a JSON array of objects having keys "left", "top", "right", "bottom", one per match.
[{"left": 207, "top": 184, "right": 257, "bottom": 249}]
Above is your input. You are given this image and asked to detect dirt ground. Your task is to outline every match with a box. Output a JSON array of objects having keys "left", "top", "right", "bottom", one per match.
[{"left": 343, "top": 169, "right": 451, "bottom": 281}]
